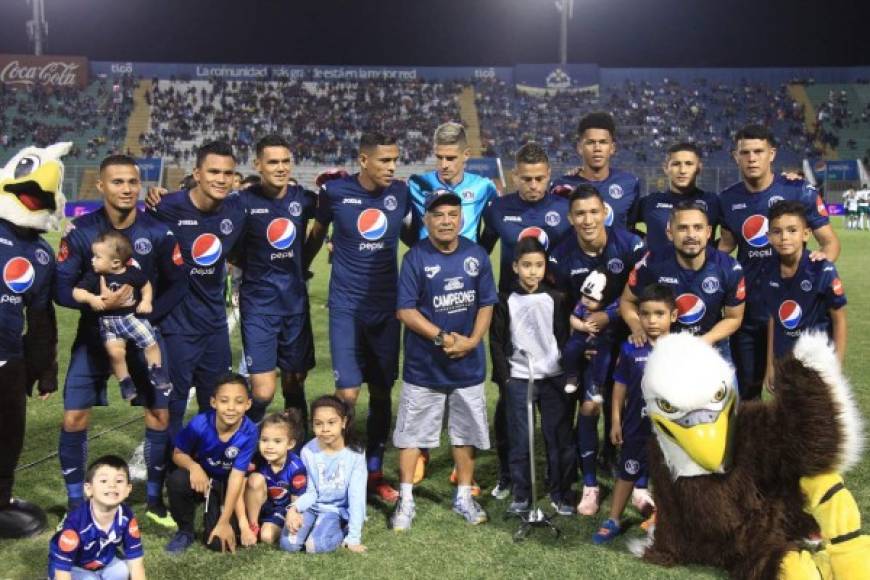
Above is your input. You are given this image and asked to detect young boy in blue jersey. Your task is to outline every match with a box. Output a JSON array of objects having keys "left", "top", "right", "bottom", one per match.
[
  {"left": 281, "top": 396, "right": 367, "bottom": 554},
  {"left": 72, "top": 231, "right": 171, "bottom": 402},
  {"left": 49, "top": 455, "right": 145, "bottom": 580},
  {"left": 164, "top": 373, "right": 258, "bottom": 555},
  {"left": 593, "top": 283, "right": 677, "bottom": 545},
  {"left": 761, "top": 201, "right": 848, "bottom": 390},
  {"left": 490, "top": 237, "right": 576, "bottom": 516},
  {"left": 238, "top": 411, "right": 307, "bottom": 546}
]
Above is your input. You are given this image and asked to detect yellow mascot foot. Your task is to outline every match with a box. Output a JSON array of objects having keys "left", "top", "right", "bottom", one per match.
[{"left": 779, "top": 550, "right": 827, "bottom": 580}]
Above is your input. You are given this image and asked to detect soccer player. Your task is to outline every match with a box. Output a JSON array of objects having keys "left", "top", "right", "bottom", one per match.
[
  {"left": 390, "top": 190, "right": 498, "bottom": 530},
  {"left": 548, "top": 185, "right": 646, "bottom": 516},
  {"left": 621, "top": 201, "right": 745, "bottom": 359},
  {"left": 55, "top": 154, "right": 181, "bottom": 520},
  {"left": 636, "top": 142, "right": 721, "bottom": 255},
  {"left": 237, "top": 135, "right": 316, "bottom": 425},
  {"left": 303, "top": 132, "right": 410, "bottom": 502},
  {"left": 408, "top": 122, "right": 498, "bottom": 242},
  {"left": 843, "top": 188, "right": 858, "bottom": 230},
  {"left": 479, "top": 142, "right": 571, "bottom": 498},
  {"left": 761, "top": 200, "right": 847, "bottom": 389},
  {"left": 549, "top": 112, "right": 640, "bottom": 231},
  {"left": 718, "top": 124, "right": 839, "bottom": 400},
  {"left": 148, "top": 142, "right": 248, "bottom": 437},
  {"left": 857, "top": 183, "right": 870, "bottom": 230}
]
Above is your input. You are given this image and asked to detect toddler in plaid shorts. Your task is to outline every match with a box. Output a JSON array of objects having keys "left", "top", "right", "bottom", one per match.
[{"left": 72, "top": 230, "right": 172, "bottom": 401}]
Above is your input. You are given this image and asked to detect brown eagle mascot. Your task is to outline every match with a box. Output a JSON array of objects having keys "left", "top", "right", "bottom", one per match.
[
  {"left": 634, "top": 332, "right": 870, "bottom": 579},
  {"left": 0, "top": 142, "right": 67, "bottom": 537}
]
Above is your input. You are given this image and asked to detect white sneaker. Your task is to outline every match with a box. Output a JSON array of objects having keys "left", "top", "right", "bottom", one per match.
[
  {"left": 390, "top": 499, "right": 416, "bottom": 531},
  {"left": 631, "top": 488, "right": 655, "bottom": 516},
  {"left": 577, "top": 485, "right": 600, "bottom": 516}
]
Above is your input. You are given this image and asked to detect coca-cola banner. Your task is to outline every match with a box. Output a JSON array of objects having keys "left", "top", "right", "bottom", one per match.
[{"left": 0, "top": 54, "right": 89, "bottom": 88}]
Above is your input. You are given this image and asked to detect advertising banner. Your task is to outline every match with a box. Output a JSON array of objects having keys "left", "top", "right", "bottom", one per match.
[{"left": 0, "top": 54, "right": 89, "bottom": 89}]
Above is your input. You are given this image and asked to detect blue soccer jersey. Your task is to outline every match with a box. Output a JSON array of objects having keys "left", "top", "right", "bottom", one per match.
[
  {"left": 149, "top": 190, "right": 247, "bottom": 335},
  {"left": 238, "top": 185, "right": 316, "bottom": 316},
  {"left": 253, "top": 451, "right": 307, "bottom": 511},
  {"left": 408, "top": 170, "right": 498, "bottom": 242},
  {"left": 174, "top": 410, "right": 258, "bottom": 481},
  {"left": 550, "top": 168, "right": 640, "bottom": 230},
  {"left": 637, "top": 189, "right": 722, "bottom": 255},
  {"left": 612, "top": 341, "right": 652, "bottom": 441},
  {"left": 481, "top": 192, "right": 571, "bottom": 292},
  {"left": 548, "top": 227, "right": 646, "bottom": 304},
  {"left": 0, "top": 220, "right": 54, "bottom": 360},
  {"left": 627, "top": 247, "right": 745, "bottom": 336},
  {"left": 49, "top": 501, "right": 143, "bottom": 574},
  {"left": 315, "top": 174, "right": 409, "bottom": 312},
  {"left": 758, "top": 251, "right": 847, "bottom": 358},
  {"left": 718, "top": 176, "right": 829, "bottom": 322},
  {"left": 397, "top": 237, "right": 498, "bottom": 389}
]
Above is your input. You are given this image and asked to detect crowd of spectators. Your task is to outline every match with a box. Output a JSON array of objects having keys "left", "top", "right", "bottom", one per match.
[
  {"left": 0, "top": 77, "right": 134, "bottom": 161},
  {"left": 140, "top": 78, "right": 463, "bottom": 165}
]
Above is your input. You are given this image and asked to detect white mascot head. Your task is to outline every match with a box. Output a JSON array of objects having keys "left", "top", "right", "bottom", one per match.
[{"left": 0, "top": 141, "right": 71, "bottom": 232}]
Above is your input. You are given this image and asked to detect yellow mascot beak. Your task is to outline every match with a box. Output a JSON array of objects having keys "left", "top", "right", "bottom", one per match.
[
  {"left": 2, "top": 160, "right": 64, "bottom": 212},
  {"left": 652, "top": 398, "right": 735, "bottom": 472}
]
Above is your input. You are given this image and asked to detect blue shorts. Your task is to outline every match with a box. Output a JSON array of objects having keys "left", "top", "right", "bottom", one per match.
[
  {"left": 241, "top": 311, "right": 315, "bottom": 375},
  {"left": 259, "top": 499, "right": 289, "bottom": 528},
  {"left": 617, "top": 437, "right": 650, "bottom": 482},
  {"left": 329, "top": 308, "right": 399, "bottom": 390},
  {"left": 164, "top": 330, "right": 232, "bottom": 412},
  {"left": 63, "top": 327, "right": 170, "bottom": 411}
]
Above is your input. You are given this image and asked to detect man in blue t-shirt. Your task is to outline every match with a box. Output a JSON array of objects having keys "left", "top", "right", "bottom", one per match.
[
  {"left": 621, "top": 201, "right": 745, "bottom": 360},
  {"left": 717, "top": 124, "right": 840, "bottom": 400},
  {"left": 408, "top": 122, "right": 498, "bottom": 242},
  {"left": 636, "top": 142, "right": 721, "bottom": 255},
  {"left": 303, "top": 131, "right": 410, "bottom": 502},
  {"left": 549, "top": 112, "right": 640, "bottom": 231},
  {"left": 390, "top": 190, "right": 498, "bottom": 532}
]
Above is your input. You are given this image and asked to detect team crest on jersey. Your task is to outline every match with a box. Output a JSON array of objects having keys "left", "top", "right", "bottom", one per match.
[
  {"left": 191, "top": 234, "right": 222, "bottom": 266},
  {"left": 134, "top": 238, "right": 152, "bottom": 255},
  {"left": 701, "top": 276, "right": 720, "bottom": 294},
  {"left": 462, "top": 190, "right": 475, "bottom": 201},
  {"left": 768, "top": 195, "right": 785, "bottom": 208},
  {"left": 384, "top": 195, "right": 398, "bottom": 211},
  {"left": 741, "top": 215, "right": 768, "bottom": 248},
  {"left": 35, "top": 248, "right": 50, "bottom": 265},
  {"left": 607, "top": 258, "right": 624, "bottom": 274},
  {"left": 800, "top": 279, "right": 812, "bottom": 292},
  {"left": 463, "top": 256, "right": 480, "bottom": 277},
  {"left": 357, "top": 208, "right": 388, "bottom": 241},
  {"left": 545, "top": 211, "right": 561, "bottom": 227},
  {"left": 220, "top": 219, "right": 234, "bottom": 235},
  {"left": 604, "top": 202, "right": 615, "bottom": 227},
  {"left": 3, "top": 257, "right": 34, "bottom": 294},
  {"left": 624, "top": 459, "right": 640, "bottom": 475},
  {"left": 676, "top": 293, "right": 706, "bottom": 325},
  {"left": 778, "top": 300, "right": 802, "bottom": 330},
  {"left": 608, "top": 183, "right": 624, "bottom": 200},
  {"left": 288, "top": 201, "right": 302, "bottom": 217},
  {"left": 225, "top": 446, "right": 239, "bottom": 459},
  {"left": 424, "top": 265, "right": 441, "bottom": 279},
  {"left": 518, "top": 226, "right": 549, "bottom": 250},
  {"left": 267, "top": 218, "right": 296, "bottom": 250}
]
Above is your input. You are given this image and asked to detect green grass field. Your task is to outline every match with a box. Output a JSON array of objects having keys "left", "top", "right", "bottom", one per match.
[{"left": 1, "top": 219, "right": 868, "bottom": 579}]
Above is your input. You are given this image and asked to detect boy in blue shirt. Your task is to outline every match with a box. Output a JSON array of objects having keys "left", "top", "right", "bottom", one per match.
[
  {"left": 761, "top": 201, "right": 848, "bottom": 390},
  {"left": 49, "top": 455, "right": 145, "bottom": 580},
  {"left": 593, "top": 283, "right": 677, "bottom": 544},
  {"left": 164, "top": 373, "right": 258, "bottom": 555}
]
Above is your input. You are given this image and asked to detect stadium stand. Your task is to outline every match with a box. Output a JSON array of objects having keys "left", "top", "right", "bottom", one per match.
[{"left": 803, "top": 82, "right": 870, "bottom": 164}]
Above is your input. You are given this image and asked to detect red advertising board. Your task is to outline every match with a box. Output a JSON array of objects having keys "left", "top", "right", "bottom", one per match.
[{"left": 0, "top": 54, "right": 89, "bottom": 88}]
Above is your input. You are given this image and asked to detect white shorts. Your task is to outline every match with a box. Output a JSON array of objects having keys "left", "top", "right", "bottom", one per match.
[{"left": 392, "top": 381, "right": 490, "bottom": 450}]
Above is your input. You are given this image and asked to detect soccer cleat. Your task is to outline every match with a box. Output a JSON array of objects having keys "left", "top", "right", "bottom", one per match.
[
  {"left": 390, "top": 499, "right": 416, "bottom": 531},
  {"left": 506, "top": 499, "right": 530, "bottom": 515},
  {"left": 631, "top": 487, "right": 656, "bottom": 517},
  {"left": 412, "top": 450, "right": 429, "bottom": 485},
  {"left": 448, "top": 468, "right": 480, "bottom": 496},
  {"left": 577, "top": 485, "right": 600, "bottom": 516},
  {"left": 550, "top": 500, "right": 576, "bottom": 516},
  {"left": 453, "top": 498, "right": 488, "bottom": 525},
  {"left": 368, "top": 472, "right": 399, "bottom": 503},
  {"left": 592, "top": 518, "right": 621, "bottom": 545},
  {"left": 146, "top": 501, "right": 176, "bottom": 528},
  {"left": 165, "top": 531, "right": 195, "bottom": 555},
  {"left": 490, "top": 478, "right": 511, "bottom": 500}
]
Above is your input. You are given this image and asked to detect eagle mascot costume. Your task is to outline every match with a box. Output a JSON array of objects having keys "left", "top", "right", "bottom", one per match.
[
  {"left": 0, "top": 142, "right": 67, "bottom": 537},
  {"left": 634, "top": 332, "right": 869, "bottom": 579}
]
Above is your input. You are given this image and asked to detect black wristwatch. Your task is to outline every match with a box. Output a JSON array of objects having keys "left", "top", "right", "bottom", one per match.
[{"left": 433, "top": 329, "right": 447, "bottom": 346}]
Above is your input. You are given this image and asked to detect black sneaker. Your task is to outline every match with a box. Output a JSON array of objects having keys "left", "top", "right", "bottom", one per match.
[
  {"left": 165, "top": 531, "right": 195, "bottom": 555},
  {"left": 119, "top": 377, "right": 137, "bottom": 402}
]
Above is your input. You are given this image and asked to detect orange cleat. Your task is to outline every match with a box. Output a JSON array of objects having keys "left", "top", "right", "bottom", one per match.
[
  {"left": 368, "top": 472, "right": 399, "bottom": 503},
  {"left": 413, "top": 450, "right": 430, "bottom": 484},
  {"left": 448, "top": 467, "right": 480, "bottom": 496}
]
